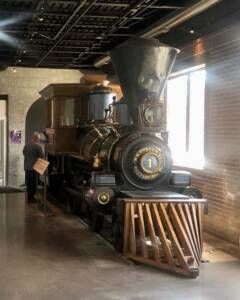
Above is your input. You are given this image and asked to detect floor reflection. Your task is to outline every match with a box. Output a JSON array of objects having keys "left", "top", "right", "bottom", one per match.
[{"left": 0, "top": 193, "right": 26, "bottom": 251}]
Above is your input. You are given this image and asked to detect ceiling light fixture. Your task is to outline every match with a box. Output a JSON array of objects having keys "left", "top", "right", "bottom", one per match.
[
  {"left": 0, "top": 32, "right": 21, "bottom": 48},
  {"left": 190, "top": 29, "right": 195, "bottom": 34}
]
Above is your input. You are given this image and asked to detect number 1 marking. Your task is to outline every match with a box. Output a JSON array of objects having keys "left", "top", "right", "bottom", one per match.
[{"left": 148, "top": 158, "right": 152, "bottom": 169}]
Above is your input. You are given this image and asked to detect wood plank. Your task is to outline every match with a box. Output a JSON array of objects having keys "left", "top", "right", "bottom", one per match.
[
  {"left": 169, "top": 204, "right": 196, "bottom": 268},
  {"left": 197, "top": 203, "right": 203, "bottom": 253},
  {"left": 129, "top": 203, "right": 136, "bottom": 255},
  {"left": 158, "top": 203, "right": 189, "bottom": 270},
  {"left": 137, "top": 203, "right": 148, "bottom": 258},
  {"left": 126, "top": 254, "right": 199, "bottom": 278},
  {"left": 177, "top": 204, "right": 200, "bottom": 265},
  {"left": 183, "top": 204, "right": 201, "bottom": 260},
  {"left": 145, "top": 204, "right": 160, "bottom": 261},
  {"left": 123, "top": 202, "right": 130, "bottom": 254},
  {"left": 191, "top": 204, "right": 201, "bottom": 256},
  {"left": 152, "top": 203, "right": 174, "bottom": 265}
]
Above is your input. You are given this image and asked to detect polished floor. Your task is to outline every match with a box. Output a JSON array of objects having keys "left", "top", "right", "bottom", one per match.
[{"left": 0, "top": 193, "right": 239, "bottom": 300}]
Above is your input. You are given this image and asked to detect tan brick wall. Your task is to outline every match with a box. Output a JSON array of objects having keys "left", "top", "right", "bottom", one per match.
[{"left": 0, "top": 67, "right": 82, "bottom": 186}]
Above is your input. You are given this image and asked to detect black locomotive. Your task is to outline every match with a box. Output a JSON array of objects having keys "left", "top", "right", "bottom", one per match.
[{"left": 44, "top": 38, "right": 202, "bottom": 250}]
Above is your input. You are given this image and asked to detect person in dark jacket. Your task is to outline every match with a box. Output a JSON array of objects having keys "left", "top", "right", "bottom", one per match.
[{"left": 23, "top": 133, "right": 44, "bottom": 202}]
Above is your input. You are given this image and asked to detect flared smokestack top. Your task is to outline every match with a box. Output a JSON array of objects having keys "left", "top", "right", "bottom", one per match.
[{"left": 109, "top": 38, "right": 179, "bottom": 125}]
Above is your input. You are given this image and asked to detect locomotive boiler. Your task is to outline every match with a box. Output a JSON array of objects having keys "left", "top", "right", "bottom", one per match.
[{"left": 41, "top": 38, "right": 206, "bottom": 277}]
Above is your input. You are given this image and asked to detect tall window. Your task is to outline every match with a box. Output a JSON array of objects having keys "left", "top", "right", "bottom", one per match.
[
  {"left": 0, "top": 99, "right": 7, "bottom": 186},
  {"left": 166, "top": 65, "right": 206, "bottom": 169}
]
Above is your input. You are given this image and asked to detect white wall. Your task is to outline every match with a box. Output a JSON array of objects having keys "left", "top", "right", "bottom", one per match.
[
  {"left": 0, "top": 100, "right": 6, "bottom": 185},
  {"left": 0, "top": 67, "right": 82, "bottom": 186},
  {"left": 0, "top": 100, "right": 6, "bottom": 117}
]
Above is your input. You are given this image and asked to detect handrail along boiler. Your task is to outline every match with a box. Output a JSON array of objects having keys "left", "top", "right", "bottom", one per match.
[{"left": 42, "top": 38, "right": 206, "bottom": 277}]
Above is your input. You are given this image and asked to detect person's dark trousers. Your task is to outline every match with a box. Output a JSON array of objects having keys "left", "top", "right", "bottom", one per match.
[{"left": 25, "top": 170, "right": 37, "bottom": 202}]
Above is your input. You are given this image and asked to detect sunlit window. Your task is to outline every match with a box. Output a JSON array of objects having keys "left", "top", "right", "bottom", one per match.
[{"left": 166, "top": 65, "right": 206, "bottom": 169}]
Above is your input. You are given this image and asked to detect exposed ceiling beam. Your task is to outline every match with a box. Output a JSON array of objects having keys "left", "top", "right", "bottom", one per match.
[
  {"left": 67, "top": 0, "right": 158, "bottom": 67},
  {"left": 1, "top": 0, "right": 222, "bottom": 69},
  {"left": 38, "top": 1, "right": 185, "bottom": 9},
  {"left": 92, "top": 3, "right": 184, "bottom": 9},
  {"left": 0, "top": 8, "right": 152, "bottom": 19},
  {"left": 1, "top": 30, "right": 133, "bottom": 38},
  {"left": 83, "top": 14, "right": 143, "bottom": 20},
  {"left": 36, "top": 0, "right": 99, "bottom": 66}
]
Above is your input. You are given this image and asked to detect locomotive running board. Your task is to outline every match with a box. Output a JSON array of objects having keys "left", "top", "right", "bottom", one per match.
[{"left": 122, "top": 198, "right": 207, "bottom": 278}]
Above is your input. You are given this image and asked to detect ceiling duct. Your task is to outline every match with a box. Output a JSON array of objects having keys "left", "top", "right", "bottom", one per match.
[
  {"left": 141, "top": 0, "right": 222, "bottom": 38},
  {"left": 109, "top": 38, "right": 178, "bottom": 124}
]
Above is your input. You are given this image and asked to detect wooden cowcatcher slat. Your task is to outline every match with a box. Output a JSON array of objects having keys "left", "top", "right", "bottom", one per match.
[{"left": 123, "top": 198, "right": 206, "bottom": 278}]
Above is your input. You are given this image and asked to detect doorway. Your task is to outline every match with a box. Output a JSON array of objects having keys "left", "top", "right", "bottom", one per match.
[{"left": 0, "top": 99, "right": 7, "bottom": 186}]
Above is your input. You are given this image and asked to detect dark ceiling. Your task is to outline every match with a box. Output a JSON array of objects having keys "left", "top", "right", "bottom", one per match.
[
  {"left": 0, "top": 0, "right": 239, "bottom": 70},
  {"left": 159, "top": 0, "right": 240, "bottom": 47}
]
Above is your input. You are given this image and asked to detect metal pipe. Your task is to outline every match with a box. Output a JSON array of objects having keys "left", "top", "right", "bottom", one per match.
[
  {"left": 84, "top": 15, "right": 143, "bottom": 20},
  {"left": 94, "top": 0, "right": 222, "bottom": 68},
  {"left": 141, "top": 0, "right": 222, "bottom": 38}
]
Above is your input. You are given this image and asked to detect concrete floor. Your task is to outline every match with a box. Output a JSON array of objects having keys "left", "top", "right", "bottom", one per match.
[{"left": 0, "top": 193, "right": 239, "bottom": 300}]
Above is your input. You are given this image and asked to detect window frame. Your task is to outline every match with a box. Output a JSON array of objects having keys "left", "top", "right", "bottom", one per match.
[
  {"left": 0, "top": 96, "right": 8, "bottom": 185},
  {"left": 166, "top": 64, "right": 206, "bottom": 170}
]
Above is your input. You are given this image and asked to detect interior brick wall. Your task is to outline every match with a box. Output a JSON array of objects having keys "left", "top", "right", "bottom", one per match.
[{"left": 174, "top": 22, "right": 240, "bottom": 245}]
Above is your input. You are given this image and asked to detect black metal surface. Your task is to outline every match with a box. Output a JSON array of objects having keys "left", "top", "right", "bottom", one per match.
[
  {"left": 119, "top": 190, "right": 190, "bottom": 199},
  {"left": 111, "top": 132, "right": 172, "bottom": 190},
  {"left": 0, "top": 0, "right": 195, "bottom": 69}
]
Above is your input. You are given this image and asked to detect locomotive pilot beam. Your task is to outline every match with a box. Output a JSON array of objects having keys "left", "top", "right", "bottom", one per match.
[
  {"left": 123, "top": 198, "right": 206, "bottom": 278},
  {"left": 40, "top": 37, "right": 207, "bottom": 278}
]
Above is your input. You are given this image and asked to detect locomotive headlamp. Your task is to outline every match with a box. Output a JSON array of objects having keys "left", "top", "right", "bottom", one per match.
[
  {"left": 133, "top": 146, "right": 165, "bottom": 180},
  {"left": 86, "top": 187, "right": 114, "bottom": 207},
  {"left": 143, "top": 105, "right": 162, "bottom": 127}
]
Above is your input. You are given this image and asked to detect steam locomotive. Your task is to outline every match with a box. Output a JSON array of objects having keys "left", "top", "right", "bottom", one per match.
[{"left": 42, "top": 38, "right": 202, "bottom": 253}]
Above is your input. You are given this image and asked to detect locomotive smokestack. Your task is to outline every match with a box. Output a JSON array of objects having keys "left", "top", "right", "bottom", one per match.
[{"left": 109, "top": 38, "right": 179, "bottom": 125}]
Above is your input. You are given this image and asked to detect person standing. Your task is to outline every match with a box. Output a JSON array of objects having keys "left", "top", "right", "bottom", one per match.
[{"left": 23, "top": 133, "right": 44, "bottom": 203}]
